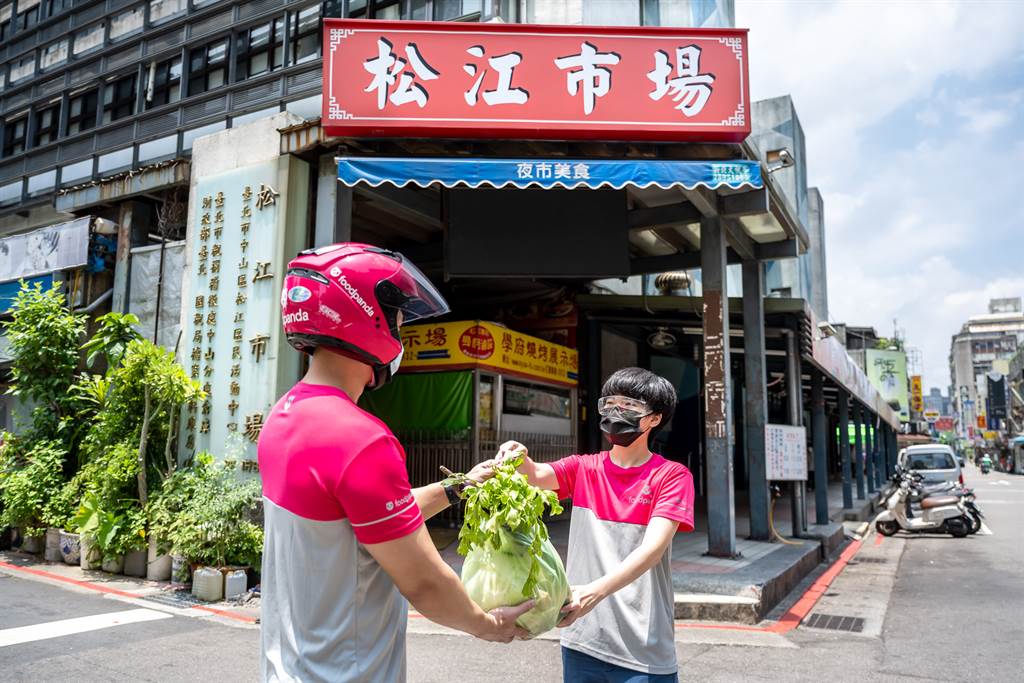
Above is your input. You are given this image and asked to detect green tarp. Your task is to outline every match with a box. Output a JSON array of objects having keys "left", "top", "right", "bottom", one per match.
[{"left": 360, "top": 370, "right": 473, "bottom": 432}]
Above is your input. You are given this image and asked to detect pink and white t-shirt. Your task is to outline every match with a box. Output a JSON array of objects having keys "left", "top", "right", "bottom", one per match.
[
  {"left": 551, "top": 452, "right": 694, "bottom": 675},
  {"left": 258, "top": 382, "right": 423, "bottom": 683}
]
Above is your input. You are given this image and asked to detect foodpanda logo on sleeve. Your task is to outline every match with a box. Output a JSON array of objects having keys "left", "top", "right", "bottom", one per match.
[{"left": 385, "top": 492, "right": 413, "bottom": 512}]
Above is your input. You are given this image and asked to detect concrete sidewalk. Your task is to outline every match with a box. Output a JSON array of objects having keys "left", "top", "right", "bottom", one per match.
[
  {"left": 0, "top": 550, "right": 260, "bottom": 627},
  {"left": 435, "top": 482, "right": 869, "bottom": 624}
]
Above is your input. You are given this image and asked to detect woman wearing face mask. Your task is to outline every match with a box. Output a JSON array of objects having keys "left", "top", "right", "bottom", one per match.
[{"left": 497, "top": 367, "right": 694, "bottom": 683}]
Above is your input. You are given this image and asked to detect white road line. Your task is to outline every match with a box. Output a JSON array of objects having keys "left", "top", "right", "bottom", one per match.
[
  {"left": 0, "top": 609, "right": 172, "bottom": 648},
  {"left": 978, "top": 523, "right": 994, "bottom": 536}
]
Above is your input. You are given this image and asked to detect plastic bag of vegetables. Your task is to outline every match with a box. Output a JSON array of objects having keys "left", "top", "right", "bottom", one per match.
[{"left": 457, "top": 453, "right": 569, "bottom": 638}]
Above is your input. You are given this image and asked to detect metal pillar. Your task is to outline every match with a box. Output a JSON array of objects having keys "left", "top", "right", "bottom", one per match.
[
  {"left": 811, "top": 370, "right": 829, "bottom": 525},
  {"left": 112, "top": 200, "right": 150, "bottom": 314},
  {"left": 315, "top": 154, "right": 353, "bottom": 247},
  {"left": 839, "top": 391, "right": 853, "bottom": 509},
  {"left": 888, "top": 427, "right": 898, "bottom": 477},
  {"left": 784, "top": 328, "right": 806, "bottom": 537},
  {"left": 742, "top": 260, "right": 769, "bottom": 541},
  {"left": 700, "top": 216, "right": 736, "bottom": 558},
  {"left": 865, "top": 413, "right": 876, "bottom": 494},
  {"left": 854, "top": 402, "right": 866, "bottom": 500}
]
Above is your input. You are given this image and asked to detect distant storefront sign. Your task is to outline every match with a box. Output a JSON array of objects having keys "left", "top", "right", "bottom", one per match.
[
  {"left": 934, "top": 417, "right": 954, "bottom": 432},
  {"left": 399, "top": 320, "right": 578, "bottom": 387},
  {"left": 322, "top": 19, "right": 750, "bottom": 143},
  {"left": 0, "top": 217, "right": 90, "bottom": 284},
  {"left": 766, "top": 423, "right": 807, "bottom": 481},
  {"left": 910, "top": 375, "right": 923, "bottom": 413},
  {"left": 865, "top": 349, "right": 909, "bottom": 422},
  {"left": 923, "top": 409, "right": 940, "bottom": 422}
]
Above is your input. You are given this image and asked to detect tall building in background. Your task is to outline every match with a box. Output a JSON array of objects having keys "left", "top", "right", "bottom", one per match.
[{"left": 949, "top": 297, "right": 1024, "bottom": 439}]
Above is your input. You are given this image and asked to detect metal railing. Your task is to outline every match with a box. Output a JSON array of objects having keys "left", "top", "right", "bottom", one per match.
[{"left": 399, "top": 428, "right": 576, "bottom": 525}]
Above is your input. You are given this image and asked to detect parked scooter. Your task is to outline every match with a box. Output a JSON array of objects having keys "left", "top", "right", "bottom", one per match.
[
  {"left": 876, "top": 468, "right": 972, "bottom": 538},
  {"left": 907, "top": 473, "right": 984, "bottom": 534}
]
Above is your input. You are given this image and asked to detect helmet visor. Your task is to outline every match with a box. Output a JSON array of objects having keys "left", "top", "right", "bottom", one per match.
[{"left": 381, "top": 253, "right": 450, "bottom": 324}]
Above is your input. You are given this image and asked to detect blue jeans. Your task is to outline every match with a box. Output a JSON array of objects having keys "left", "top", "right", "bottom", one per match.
[{"left": 562, "top": 647, "right": 679, "bottom": 683}]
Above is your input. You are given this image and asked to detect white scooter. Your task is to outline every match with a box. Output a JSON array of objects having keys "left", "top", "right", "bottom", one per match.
[{"left": 875, "top": 468, "right": 971, "bottom": 538}]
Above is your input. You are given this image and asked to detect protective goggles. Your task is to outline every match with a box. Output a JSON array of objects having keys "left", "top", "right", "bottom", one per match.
[{"left": 597, "top": 396, "right": 652, "bottom": 419}]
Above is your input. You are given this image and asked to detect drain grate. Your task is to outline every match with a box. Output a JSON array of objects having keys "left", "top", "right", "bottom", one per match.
[
  {"left": 803, "top": 613, "right": 865, "bottom": 633},
  {"left": 140, "top": 591, "right": 205, "bottom": 609},
  {"left": 851, "top": 557, "right": 887, "bottom": 564}
]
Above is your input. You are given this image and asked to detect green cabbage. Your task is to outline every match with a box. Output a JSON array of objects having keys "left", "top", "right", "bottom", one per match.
[
  {"left": 457, "top": 455, "right": 569, "bottom": 637},
  {"left": 461, "top": 527, "right": 569, "bottom": 637}
]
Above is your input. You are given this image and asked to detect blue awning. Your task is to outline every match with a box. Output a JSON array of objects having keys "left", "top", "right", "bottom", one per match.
[{"left": 337, "top": 157, "right": 763, "bottom": 192}]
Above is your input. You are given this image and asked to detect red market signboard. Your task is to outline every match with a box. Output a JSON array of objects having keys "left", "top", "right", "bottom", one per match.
[{"left": 322, "top": 19, "right": 750, "bottom": 143}]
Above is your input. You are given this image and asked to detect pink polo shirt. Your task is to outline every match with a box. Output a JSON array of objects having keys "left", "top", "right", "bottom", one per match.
[
  {"left": 551, "top": 452, "right": 694, "bottom": 675},
  {"left": 258, "top": 382, "right": 423, "bottom": 682}
]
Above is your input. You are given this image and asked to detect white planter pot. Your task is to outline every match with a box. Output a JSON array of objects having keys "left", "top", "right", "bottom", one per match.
[
  {"left": 21, "top": 534, "right": 43, "bottom": 554},
  {"left": 171, "top": 555, "right": 191, "bottom": 587},
  {"left": 59, "top": 531, "right": 81, "bottom": 565},
  {"left": 79, "top": 534, "right": 102, "bottom": 570},
  {"left": 44, "top": 528, "right": 63, "bottom": 563},
  {"left": 192, "top": 566, "right": 224, "bottom": 602},
  {"left": 101, "top": 554, "right": 125, "bottom": 574},
  {"left": 146, "top": 536, "right": 172, "bottom": 581},
  {"left": 123, "top": 549, "right": 147, "bottom": 577}
]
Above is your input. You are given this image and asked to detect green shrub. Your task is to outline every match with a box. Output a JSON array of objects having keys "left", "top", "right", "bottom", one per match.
[
  {"left": 153, "top": 453, "right": 263, "bottom": 567},
  {"left": 0, "top": 438, "right": 68, "bottom": 537}
]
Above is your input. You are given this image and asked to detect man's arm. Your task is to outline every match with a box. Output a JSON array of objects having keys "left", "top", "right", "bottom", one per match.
[
  {"left": 413, "top": 458, "right": 498, "bottom": 520},
  {"left": 557, "top": 516, "right": 679, "bottom": 627},
  {"left": 363, "top": 525, "right": 533, "bottom": 641}
]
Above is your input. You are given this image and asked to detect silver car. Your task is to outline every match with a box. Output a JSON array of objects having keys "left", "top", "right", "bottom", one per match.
[{"left": 898, "top": 444, "right": 963, "bottom": 486}]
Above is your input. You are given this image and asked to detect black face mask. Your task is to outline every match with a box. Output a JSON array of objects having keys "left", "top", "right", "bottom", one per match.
[{"left": 600, "top": 413, "right": 646, "bottom": 447}]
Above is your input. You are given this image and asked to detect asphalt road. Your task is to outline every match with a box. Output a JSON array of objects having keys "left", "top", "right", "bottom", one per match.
[{"left": 0, "top": 463, "right": 1018, "bottom": 682}]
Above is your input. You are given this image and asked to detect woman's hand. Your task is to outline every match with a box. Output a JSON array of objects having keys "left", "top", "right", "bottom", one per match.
[
  {"left": 557, "top": 582, "right": 607, "bottom": 628},
  {"left": 466, "top": 458, "right": 497, "bottom": 486}
]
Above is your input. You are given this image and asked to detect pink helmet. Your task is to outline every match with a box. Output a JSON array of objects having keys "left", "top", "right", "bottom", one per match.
[{"left": 281, "top": 243, "right": 449, "bottom": 387}]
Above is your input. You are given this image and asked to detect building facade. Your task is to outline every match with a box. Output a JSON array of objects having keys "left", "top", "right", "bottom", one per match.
[{"left": 949, "top": 297, "right": 1024, "bottom": 439}]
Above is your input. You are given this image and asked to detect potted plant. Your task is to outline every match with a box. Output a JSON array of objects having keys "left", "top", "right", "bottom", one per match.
[
  {"left": 0, "top": 439, "right": 67, "bottom": 556},
  {"left": 163, "top": 454, "right": 263, "bottom": 601}
]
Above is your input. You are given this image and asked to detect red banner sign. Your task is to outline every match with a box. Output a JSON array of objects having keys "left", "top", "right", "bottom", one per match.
[
  {"left": 322, "top": 19, "right": 750, "bottom": 143},
  {"left": 934, "top": 417, "right": 954, "bottom": 432}
]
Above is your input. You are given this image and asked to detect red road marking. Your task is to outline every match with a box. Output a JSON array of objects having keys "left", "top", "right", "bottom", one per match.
[
  {"left": 874, "top": 533, "right": 884, "bottom": 547},
  {"left": 0, "top": 560, "right": 258, "bottom": 625}
]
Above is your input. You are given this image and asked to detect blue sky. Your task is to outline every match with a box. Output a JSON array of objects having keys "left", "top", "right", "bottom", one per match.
[{"left": 738, "top": 0, "right": 1024, "bottom": 392}]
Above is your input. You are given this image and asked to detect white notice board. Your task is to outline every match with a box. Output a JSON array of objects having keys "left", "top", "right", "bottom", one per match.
[{"left": 766, "top": 424, "right": 808, "bottom": 481}]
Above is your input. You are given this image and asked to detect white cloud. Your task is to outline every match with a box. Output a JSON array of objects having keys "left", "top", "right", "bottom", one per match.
[{"left": 737, "top": 0, "right": 1024, "bottom": 390}]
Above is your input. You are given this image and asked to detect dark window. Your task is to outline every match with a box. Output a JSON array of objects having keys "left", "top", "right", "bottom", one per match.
[
  {"left": 43, "top": 0, "right": 71, "bottom": 19},
  {"left": 33, "top": 103, "right": 60, "bottom": 146},
  {"left": 15, "top": 0, "right": 40, "bottom": 31},
  {"left": 187, "top": 38, "right": 229, "bottom": 96},
  {"left": 289, "top": 5, "right": 320, "bottom": 64},
  {"left": 66, "top": 89, "right": 98, "bottom": 135},
  {"left": 2, "top": 116, "right": 27, "bottom": 157},
  {"left": 103, "top": 74, "right": 137, "bottom": 124},
  {"left": 145, "top": 57, "right": 182, "bottom": 109},
  {"left": 347, "top": 0, "right": 400, "bottom": 19},
  {"left": 235, "top": 18, "right": 284, "bottom": 81},
  {"left": 0, "top": 5, "right": 12, "bottom": 41}
]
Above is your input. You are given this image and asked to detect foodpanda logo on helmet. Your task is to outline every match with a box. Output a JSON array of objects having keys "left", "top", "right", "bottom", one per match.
[
  {"left": 283, "top": 310, "right": 309, "bottom": 325},
  {"left": 336, "top": 274, "right": 375, "bottom": 317}
]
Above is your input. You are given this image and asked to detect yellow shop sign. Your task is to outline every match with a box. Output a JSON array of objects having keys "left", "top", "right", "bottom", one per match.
[{"left": 399, "top": 320, "right": 578, "bottom": 387}]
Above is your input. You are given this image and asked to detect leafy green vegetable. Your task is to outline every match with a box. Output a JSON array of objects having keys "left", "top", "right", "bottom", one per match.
[
  {"left": 457, "top": 452, "right": 569, "bottom": 637},
  {"left": 458, "top": 453, "right": 562, "bottom": 596}
]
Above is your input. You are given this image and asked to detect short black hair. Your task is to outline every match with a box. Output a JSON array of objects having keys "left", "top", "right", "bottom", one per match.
[{"left": 601, "top": 367, "right": 676, "bottom": 436}]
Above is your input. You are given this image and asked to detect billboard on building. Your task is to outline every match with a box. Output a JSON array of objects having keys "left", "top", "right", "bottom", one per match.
[
  {"left": 322, "top": 19, "right": 750, "bottom": 142},
  {"left": 910, "top": 375, "right": 923, "bottom": 413},
  {"left": 865, "top": 349, "right": 909, "bottom": 422}
]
